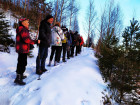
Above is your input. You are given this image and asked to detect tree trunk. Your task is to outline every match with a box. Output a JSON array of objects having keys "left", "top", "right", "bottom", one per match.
[
  {"left": 27, "top": 0, "right": 29, "bottom": 15},
  {"left": 24, "top": 0, "right": 26, "bottom": 16},
  {"left": 73, "top": 15, "right": 76, "bottom": 31},
  {"left": 69, "top": 0, "right": 74, "bottom": 30},
  {"left": 14, "top": 0, "right": 15, "bottom": 9},
  {"left": 19, "top": 0, "right": 20, "bottom": 7},
  {"left": 60, "top": 0, "right": 64, "bottom": 23},
  {"left": 54, "top": 0, "right": 58, "bottom": 25}
]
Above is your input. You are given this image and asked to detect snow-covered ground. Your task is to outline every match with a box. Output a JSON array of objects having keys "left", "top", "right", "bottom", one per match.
[
  {"left": 0, "top": 46, "right": 106, "bottom": 105},
  {"left": 0, "top": 9, "right": 106, "bottom": 105}
]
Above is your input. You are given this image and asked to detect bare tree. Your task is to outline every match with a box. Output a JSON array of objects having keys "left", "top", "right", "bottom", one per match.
[
  {"left": 69, "top": 0, "right": 74, "bottom": 30},
  {"left": 68, "top": 0, "right": 79, "bottom": 30},
  {"left": 23, "top": 0, "right": 26, "bottom": 16},
  {"left": 72, "top": 12, "right": 79, "bottom": 32},
  {"left": 26, "top": 0, "right": 29, "bottom": 15},
  {"left": 54, "top": 0, "right": 59, "bottom": 24},
  {"left": 85, "top": 0, "right": 96, "bottom": 46},
  {"left": 59, "top": 0, "right": 64, "bottom": 23},
  {"left": 96, "top": 0, "right": 122, "bottom": 53},
  {"left": 14, "top": 0, "right": 15, "bottom": 9},
  {"left": 49, "top": 0, "right": 79, "bottom": 29},
  {"left": 59, "top": 0, "right": 70, "bottom": 23},
  {"left": 52, "top": 0, "right": 70, "bottom": 24},
  {"left": 101, "top": 0, "right": 122, "bottom": 40},
  {"left": 18, "top": 0, "right": 20, "bottom": 7}
]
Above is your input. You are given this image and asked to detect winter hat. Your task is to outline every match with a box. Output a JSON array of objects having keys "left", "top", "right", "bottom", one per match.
[
  {"left": 45, "top": 14, "right": 53, "bottom": 20},
  {"left": 19, "top": 18, "right": 29, "bottom": 22},
  {"left": 75, "top": 31, "right": 78, "bottom": 35},
  {"left": 61, "top": 26, "right": 67, "bottom": 32},
  {"left": 61, "top": 25, "right": 66, "bottom": 30},
  {"left": 19, "top": 18, "right": 29, "bottom": 26}
]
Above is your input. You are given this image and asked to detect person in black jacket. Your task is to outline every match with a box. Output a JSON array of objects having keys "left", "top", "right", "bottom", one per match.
[
  {"left": 66, "top": 29, "right": 72, "bottom": 59},
  {"left": 36, "top": 14, "right": 53, "bottom": 75},
  {"left": 70, "top": 31, "right": 78, "bottom": 57}
]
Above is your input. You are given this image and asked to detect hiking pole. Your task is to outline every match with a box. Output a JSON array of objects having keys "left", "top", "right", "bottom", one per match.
[
  {"left": 37, "top": 50, "right": 41, "bottom": 80},
  {"left": 36, "top": 40, "right": 41, "bottom": 80}
]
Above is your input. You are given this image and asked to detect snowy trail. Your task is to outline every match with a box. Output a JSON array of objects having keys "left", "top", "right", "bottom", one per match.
[{"left": 0, "top": 47, "right": 106, "bottom": 105}]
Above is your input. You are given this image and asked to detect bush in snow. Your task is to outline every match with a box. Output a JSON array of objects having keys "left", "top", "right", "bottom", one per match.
[{"left": 0, "top": 11, "right": 15, "bottom": 53}]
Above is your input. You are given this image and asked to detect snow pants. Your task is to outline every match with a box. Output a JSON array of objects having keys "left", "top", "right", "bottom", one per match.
[
  {"left": 62, "top": 43, "right": 67, "bottom": 60},
  {"left": 49, "top": 46, "right": 60, "bottom": 62},
  {"left": 67, "top": 45, "right": 71, "bottom": 58},
  {"left": 70, "top": 45, "right": 75, "bottom": 56},
  {"left": 16, "top": 53, "right": 27, "bottom": 75},
  {"left": 75, "top": 46, "right": 80, "bottom": 56},
  {"left": 57, "top": 46, "right": 62, "bottom": 62}
]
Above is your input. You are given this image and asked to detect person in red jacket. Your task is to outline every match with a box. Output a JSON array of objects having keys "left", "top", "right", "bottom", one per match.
[
  {"left": 15, "top": 18, "right": 40, "bottom": 85},
  {"left": 79, "top": 36, "right": 84, "bottom": 53}
]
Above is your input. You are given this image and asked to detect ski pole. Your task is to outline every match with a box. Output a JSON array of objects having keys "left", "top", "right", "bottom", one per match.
[
  {"left": 37, "top": 41, "right": 41, "bottom": 80},
  {"left": 37, "top": 50, "right": 41, "bottom": 80}
]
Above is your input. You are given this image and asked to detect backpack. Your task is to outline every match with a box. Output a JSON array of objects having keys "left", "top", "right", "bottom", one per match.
[{"left": 51, "top": 29, "right": 62, "bottom": 46}]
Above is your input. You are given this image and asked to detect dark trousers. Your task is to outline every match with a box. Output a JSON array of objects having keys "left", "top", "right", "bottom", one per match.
[
  {"left": 67, "top": 46, "right": 70, "bottom": 58},
  {"left": 16, "top": 53, "right": 27, "bottom": 75},
  {"left": 70, "top": 45, "right": 75, "bottom": 56},
  {"left": 57, "top": 46, "right": 62, "bottom": 62},
  {"left": 36, "top": 46, "right": 48, "bottom": 71},
  {"left": 78, "top": 45, "right": 81, "bottom": 54},
  {"left": 75, "top": 46, "right": 80, "bottom": 56},
  {"left": 62, "top": 43, "right": 67, "bottom": 60},
  {"left": 50, "top": 46, "right": 59, "bottom": 61},
  {"left": 79, "top": 46, "right": 82, "bottom": 53}
]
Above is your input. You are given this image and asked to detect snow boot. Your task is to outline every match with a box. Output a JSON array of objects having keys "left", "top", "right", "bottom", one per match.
[
  {"left": 42, "top": 68, "right": 48, "bottom": 73},
  {"left": 63, "top": 59, "right": 66, "bottom": 62},
  {"left": 70, "top": 55, "right": 74, "bottom": 57},
  {"left": 36, "top": 70, "right": 43, "bottom": 75},
  {"left": 14, "top": 74, "right": 26, "bottom": 85},
  {"left": 21, "top": 74, "right": 27, "bottom": 79}
]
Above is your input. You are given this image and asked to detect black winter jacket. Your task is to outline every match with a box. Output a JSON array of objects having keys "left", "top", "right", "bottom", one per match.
[{"left": 38, "top": 19, "right": 52, "bottom": 47}]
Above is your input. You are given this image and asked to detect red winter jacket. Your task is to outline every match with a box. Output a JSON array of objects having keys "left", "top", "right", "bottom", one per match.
[
  {"left": 16, "top": 26, "right": 35, "bottom": 53},
  {"left": 80, "top": 36, "right": 84, "bottom": 46}
]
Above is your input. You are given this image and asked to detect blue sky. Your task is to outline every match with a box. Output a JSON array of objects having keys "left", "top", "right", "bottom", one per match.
[
  {"left": 115, "top": 0, "right": 140, "bottom": 26},
  {"left": 46, "top": 0, "right": 140, "bottom": 41},
  {"left": 78, "top": 0, "right": 140, "bottom": 41}
]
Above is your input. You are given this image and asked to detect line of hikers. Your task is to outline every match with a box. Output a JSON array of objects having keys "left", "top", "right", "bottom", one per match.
[{"left": 14, "top": 14, "right": 84, "bottom": 85}]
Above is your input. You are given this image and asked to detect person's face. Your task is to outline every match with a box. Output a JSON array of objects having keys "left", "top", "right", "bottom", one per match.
[
  {"left": 47, "top": 18, "right": 53, "bottom": 24},
  {"left": 22, "top": 20, "right": 29, "bottom": 28}
]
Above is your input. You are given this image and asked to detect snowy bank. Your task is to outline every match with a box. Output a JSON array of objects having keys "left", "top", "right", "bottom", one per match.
[{"left": 0, "top": 47, "right": 106, "bottom": 105}]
